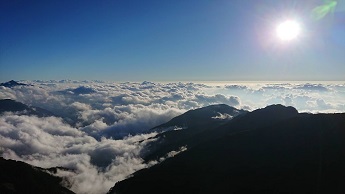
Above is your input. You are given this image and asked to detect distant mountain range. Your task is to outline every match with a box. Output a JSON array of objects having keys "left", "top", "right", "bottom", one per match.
[
  {"left": 57, "top": 86, "right": 96, "bottom": 95},
  {"left": 0, "top": 80, "right": 30, "bottom": 88},
  {"left": 0, "top": 99, "right": 54, "bottom": 117},
  {"left": 110, "top": 104, "right": 345, "bottom": 194},
  {"left": 0, "top": 157, "right": 75, "bottom": 194}
]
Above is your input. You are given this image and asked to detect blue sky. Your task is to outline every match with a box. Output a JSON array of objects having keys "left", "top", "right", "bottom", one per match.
[{"left": 1, "top": 0, "right": 344, "bottom": 81}]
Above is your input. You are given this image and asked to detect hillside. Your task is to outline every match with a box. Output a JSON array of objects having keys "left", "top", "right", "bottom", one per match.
[
  {"left": 0, "top": 157, "right": 74, "bottom": 194},
  {"left": 110, "top": 105, "right": 345, "bottom": 194}
]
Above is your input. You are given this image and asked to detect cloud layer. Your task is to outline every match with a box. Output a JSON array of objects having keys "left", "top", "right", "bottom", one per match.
[
  {"left": 0, "top": 113, "right": 159, "bottom": 193},
  {"left": 0, "top": 80, "right": 344, "bottom": 193}
]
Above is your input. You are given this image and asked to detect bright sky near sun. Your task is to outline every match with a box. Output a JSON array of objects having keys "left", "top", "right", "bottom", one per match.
[
  {"left": 276, "top": 20, "right": 301, "bottom": 41},
  {"left": 0, "top": 0, "right": 344, "bottom": 81}
]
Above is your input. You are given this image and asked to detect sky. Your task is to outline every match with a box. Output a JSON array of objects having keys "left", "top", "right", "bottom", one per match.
[{"left": 1, "top": 0, "right": 345, "bottom": 81}]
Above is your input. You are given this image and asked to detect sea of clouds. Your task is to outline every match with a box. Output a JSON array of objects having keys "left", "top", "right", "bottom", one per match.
[{"left": 0, "top": 80, "right": 344, "bottom": 193}]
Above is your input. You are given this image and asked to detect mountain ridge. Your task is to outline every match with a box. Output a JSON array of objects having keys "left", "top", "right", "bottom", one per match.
[
  {"left": 0, "top": 99, "right": 54, "bottom": 117},
  {"left": 143, "top": 104, "right": 248, "bottom": 161},
  {"left": 151, "top": 104, "right": 247, "bottom": 131},
  {"left": 0, "top": 80, "right": 30, "bottom": 88},
  {"left": 110, "top": 104, "right": 345, "bottom": 194},
  {"left": 0, "top": 157, "right": 75, "bottom": 194}
]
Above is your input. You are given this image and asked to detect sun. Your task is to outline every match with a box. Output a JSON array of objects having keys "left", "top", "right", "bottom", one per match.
[{"left": 276, "top": 20, "right": 301, "bottom": 41}]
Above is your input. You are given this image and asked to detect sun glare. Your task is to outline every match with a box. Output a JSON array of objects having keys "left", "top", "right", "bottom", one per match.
[{"left": 276, "top": 20, "right": 301, "bottom": 41}]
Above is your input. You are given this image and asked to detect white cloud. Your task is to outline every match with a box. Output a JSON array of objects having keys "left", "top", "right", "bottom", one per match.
[
  {"left": 159, "top": 146, "right": 188, "bottom": 162},
  {"left": 212, "top": 112, "right": 234, "bottom": 120},
  {"left": 0, "top": 113, "right": 158, "bottom": 194},
  {"left": 71, "top": 102, "right": 92, "bottom": 111},
  {"left": 0, "top": 80, "right": 344, "bottom": 194},
  {"left": 219, "top": 82, "right": 345, "bottom": 113}
]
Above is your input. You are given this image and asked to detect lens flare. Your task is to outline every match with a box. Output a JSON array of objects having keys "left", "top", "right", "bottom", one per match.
[{"left": 312, "top": 0, "right": 338, "bottom": 20}]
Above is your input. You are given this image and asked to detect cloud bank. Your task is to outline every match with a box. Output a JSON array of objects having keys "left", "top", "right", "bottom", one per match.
[
  {"left": 0, "top": 80, "right": 344, "bottom": 193},
  {"left": 0, "top": 113, "right": 158, "bottom": 194}
]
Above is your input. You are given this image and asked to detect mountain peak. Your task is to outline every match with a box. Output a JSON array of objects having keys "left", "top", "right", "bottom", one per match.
[
  {"left": 110, "top": 106, "right": 345, "bottom": 194},
  {"left": 226, "top": 104, "right": 299, "bottom": 130},
  {"left": 70, "top": 86, "right": 96, "bottom": 95},
  {"left": 252, "top": 104, "right": 298, "bottom": 117},
  {"left": 152, "top": 104, "right": 247, "bottom": 131},
  {"left": 0, "top": 80, "right": 28, "bottom": 88}
]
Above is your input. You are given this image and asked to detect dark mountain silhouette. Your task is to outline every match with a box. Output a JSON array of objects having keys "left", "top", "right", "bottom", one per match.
[
  {"left": 58, "top": 86, "right": 96, "bottom": 95},
  {"left": 0, "top": 157, "right": 75, "bottom": 194},
  {"left": 0, "top": 80, "right": 29, "bottom": 88},
  {"left": 152, "top": 104, "right": 247, "bottom": 131},
  {"left": 110, "top": 104, "right": 345, "bottom": 194},
  {"left": 55, "top": 86, "right": 96, "bottom": 104},
  {"left": 0, "top": 99, "right": 54, "bottom": 117},
  {"left": 71, "top": 86, "right": 96, "bottom": 95},
  {"left": 143, "top": 104, "right": 247, "bottom": 161}
]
